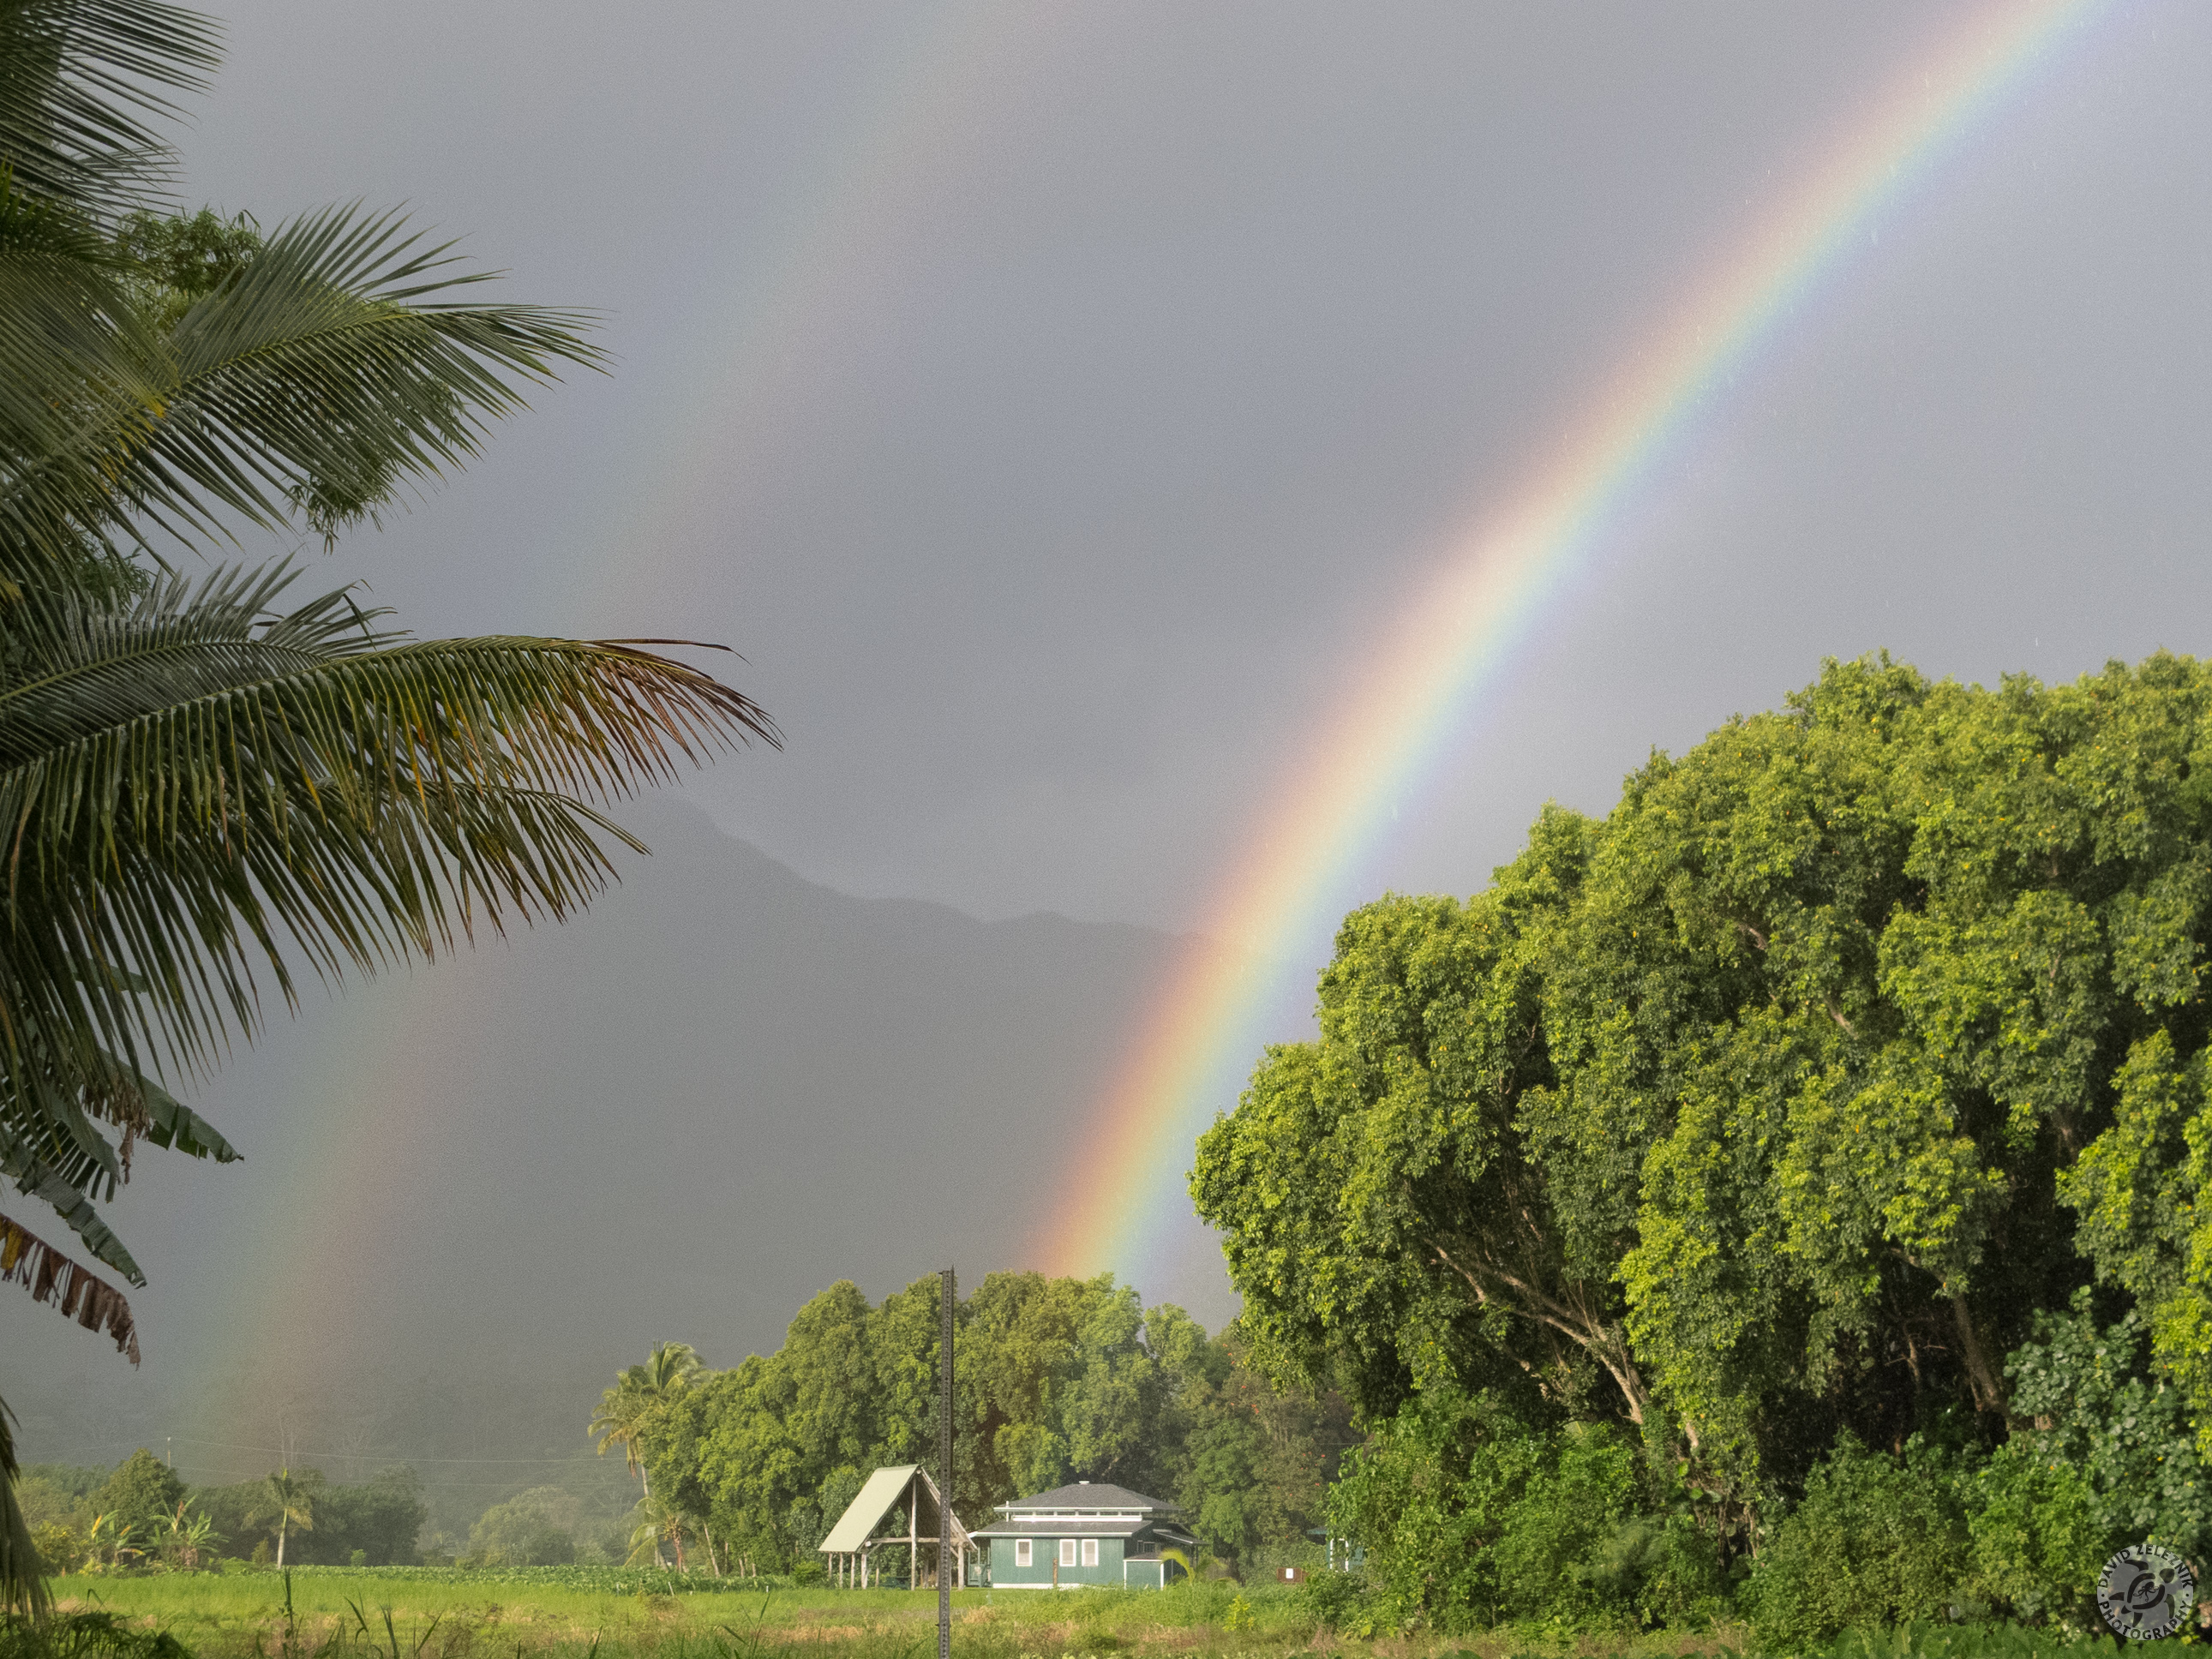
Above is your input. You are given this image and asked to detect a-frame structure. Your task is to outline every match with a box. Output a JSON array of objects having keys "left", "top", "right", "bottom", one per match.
[{"left": 818, "top": 1464, "right": 974, "bottom": 1589}]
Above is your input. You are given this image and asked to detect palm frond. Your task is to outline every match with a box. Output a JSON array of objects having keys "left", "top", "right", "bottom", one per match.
[
  {"left": 0, "top": 1031, "right": 229, "bottom": 1279},
  {"left": 0, "top": 0, "right": 213, "bottom": 216},
  {"left": 0, "top": 11, "right": 769, "bottom": 1363},
  {"left": 2, "top": 202, "right": 602, "bottom": 569},
  {"left": 131, "top": 1057, "right": 234, "bottom": 1157},
  {"left": 0, "top": 559, "right": 776, "bottom": 1126},
  {"left": 0, "top": 177, "right": 165, "bottom": 586}
]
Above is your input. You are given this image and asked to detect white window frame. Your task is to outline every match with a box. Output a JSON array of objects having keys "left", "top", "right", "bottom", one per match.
[
  {"left": 1015, "top": 1539, "right": 1032, "bottom": 1567},
  {"left": 1058, "top": 1538, "right": 1078, "bottom": 1568},
  {"left": 1081, "top": 1538, "right": 1100, "bottom": 1567}
]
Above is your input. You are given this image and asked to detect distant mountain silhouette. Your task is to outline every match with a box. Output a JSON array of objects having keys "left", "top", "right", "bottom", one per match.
[{"left": 8, "top": 794, "right": 1235, "bottom": 1522}]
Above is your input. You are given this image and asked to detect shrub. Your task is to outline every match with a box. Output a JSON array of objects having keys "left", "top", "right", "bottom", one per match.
[
  {"left": 1747, "top": 1436, "right": 1972, "bottom": 1649},
  {"left": 1328, "top": 1387, "right": 1724, "bottom": 1634},
  {"left": 1584, "top": 1512, "right": 1727, "bottom": 1629},
  {"left": 1298, "top": 1568, "right": 1367, "bottom": 1630},
  {"left": 30, "top": 1524, "right": 79, "bottom": 1575},
  {"left": 2003, "top": 1288, "right": 2212, "bottom": 1561},
  {"left": 788, "top": 1560, "right": 824, "bottom": 1586},
  {"left": 1964, "top": 1440, "right": 2101, "bottom": 1622}
]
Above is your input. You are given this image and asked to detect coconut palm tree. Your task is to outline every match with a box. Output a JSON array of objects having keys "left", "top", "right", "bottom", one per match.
[
  {"left": 0, "top": 0, "right": 776, "bottom": 1611},
  {"left": 590, "top": 1341, "right": 705, "bottom": 1498},
  {"left": 247, "top": 1469, "right": 313, "bottom": 1569},
  {"left": 624, "top": 1494, "right": 696, "bottom": 1572},
  {"left": 590, "top": 1343, "right": 707, "bottom": 1567}
]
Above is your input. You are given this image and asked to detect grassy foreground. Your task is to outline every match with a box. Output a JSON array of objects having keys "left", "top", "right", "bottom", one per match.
[
  {"left": 24, "top": 1570, "right": 2133, "bottom": 1659},
  {"left": 39, "top": 1569, "right": 1750, "bottom": 1659}
]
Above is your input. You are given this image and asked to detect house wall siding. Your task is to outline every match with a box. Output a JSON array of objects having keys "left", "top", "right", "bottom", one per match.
[
  {"left": 991, "top": 1531, "right": 1188, "bottom": 1588},
  {"left": 986, "top": 1535, "right": 1125, "bottom": 1587}
]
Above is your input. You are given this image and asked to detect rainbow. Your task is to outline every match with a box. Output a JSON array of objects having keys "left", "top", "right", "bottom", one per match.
[{"left": 1041, "top": 0, "right": 2107, "bottom": 1287}]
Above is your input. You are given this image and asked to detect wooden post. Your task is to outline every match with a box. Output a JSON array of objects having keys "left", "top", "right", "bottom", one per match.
[{"left": 939, "top": 1265, "right": 956, "bottom": 1659}]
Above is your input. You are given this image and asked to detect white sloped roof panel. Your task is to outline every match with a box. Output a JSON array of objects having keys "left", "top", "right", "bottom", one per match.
[{"left": 819, "top": 1465, "right": 922, "bottom": 1554}]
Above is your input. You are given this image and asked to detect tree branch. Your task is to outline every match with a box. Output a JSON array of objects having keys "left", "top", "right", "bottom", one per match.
[{"left": 1431, "top": 1237, "right": 1647, "bottom": 1424}]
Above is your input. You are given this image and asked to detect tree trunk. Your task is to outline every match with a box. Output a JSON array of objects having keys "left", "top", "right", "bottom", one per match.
[
  {"left": 276, "top": 1517, "right": 286, "bottom": 1568},
  {"left": 638, "top": 1466, "right": 667, "bottom": 1566},
  {"left": 1948, "top": 1294, "right": 2008, "bottom": 1417}
]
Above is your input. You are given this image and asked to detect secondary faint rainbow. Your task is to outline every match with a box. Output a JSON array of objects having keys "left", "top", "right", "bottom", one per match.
[
  {"left": 555, "top": 3, "right": 1075, "bottom": 626},
  {"left": 1043, "top": 0, "right": 2107, "bottom": 1287},
  {"left": 173, "top": 963, "right": 467, "bottom": 1425}
]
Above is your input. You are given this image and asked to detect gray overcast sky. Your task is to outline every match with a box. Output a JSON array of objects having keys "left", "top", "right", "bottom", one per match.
[{"left": 174, "top": 2, "right": 2212, "bottom": 952}]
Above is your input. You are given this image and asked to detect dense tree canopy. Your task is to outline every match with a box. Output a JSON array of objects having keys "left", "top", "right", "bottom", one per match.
[
  {"left": 632, "top": 1273, "right": 1354, "bottom": 1577},
  {"left": 1196, "top": 653, "right": 2212, "bottom": 1536}
]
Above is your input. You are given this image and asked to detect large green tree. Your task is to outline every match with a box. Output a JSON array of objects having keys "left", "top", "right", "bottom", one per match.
[
  {"left": 89, "top": 1447, "right": 179, "bottom": 1530},
  {"left": 1196, "top": 651, "right": 2212, "bottom": 1531},
  {"left": 0, "top": 0, "right": 774, "bottom": 1611}
]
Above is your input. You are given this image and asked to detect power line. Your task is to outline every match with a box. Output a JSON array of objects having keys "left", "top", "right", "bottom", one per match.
[
  {"left": 80, "top": 1434, "right": 616, "bottom": 1467},
  {"left": 29, "top": 1437, "right": 640, "bottom": 1496}
]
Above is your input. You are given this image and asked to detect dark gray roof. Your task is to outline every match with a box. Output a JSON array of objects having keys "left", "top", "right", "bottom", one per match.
[{"left": 998, "top": 1482, "right": 1177, "bottom": 1514}]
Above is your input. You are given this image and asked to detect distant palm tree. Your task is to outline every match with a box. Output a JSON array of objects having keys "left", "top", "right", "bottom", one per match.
[
  {"left": 624, "top": 1495, "right": 694, "bottom": 1571},
  {"left": 589, "top": 1342, "right": 705, "bottom": 1500},
  {"left": 590, "top": 1343, "right": 706, "bottom": 1567},
  {"left": 247, "top": 1470, "right": 314, "bottom": 1568}
]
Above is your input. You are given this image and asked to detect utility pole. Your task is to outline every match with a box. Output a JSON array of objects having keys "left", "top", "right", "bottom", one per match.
[{"left": 939, "top": 1266, "right": 955, "bottom": 1659}]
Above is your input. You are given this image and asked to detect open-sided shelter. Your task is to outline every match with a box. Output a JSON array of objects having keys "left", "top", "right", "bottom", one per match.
[
  {"left": 970, "top": 1482, "right": 1196, "bottom": 1589},
  {"left": 818, "top": 1465, "right": 973, "bottom": 1589}
]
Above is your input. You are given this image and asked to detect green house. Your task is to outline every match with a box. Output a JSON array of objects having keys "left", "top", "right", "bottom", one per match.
[{"left": 972, "top": 1482, "right": 1196, "bottom": 1590}]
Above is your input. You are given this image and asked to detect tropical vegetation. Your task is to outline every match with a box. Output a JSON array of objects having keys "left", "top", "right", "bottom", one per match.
[
  {"left": 627, "top": 1273, "right": 1355, "bottom": 1584},
  {"left": 21, "top": 1459, "right": 423, "bottom": 1575},
  {"left": 1195, "top": 649, "right": 2212, "bottom": 1639},
  {"left": 0, "top": 0, "right": 773, "bottom": 1615}
]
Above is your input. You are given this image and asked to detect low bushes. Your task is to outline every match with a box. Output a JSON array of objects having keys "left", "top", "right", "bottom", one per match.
[
  {"left": 1322, "top": 1363, "right": 2197, "bottom": 1646},
  {"left": 1327, "top": 1387, "right": 1725, "bottom": 1637}
]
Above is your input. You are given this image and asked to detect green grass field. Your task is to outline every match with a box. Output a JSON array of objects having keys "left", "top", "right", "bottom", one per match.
[
  {"left": 38, "top": 1569, "right": 2131, "bottom": 1659},
  {"left": 37, "top": 1568, "right": 1750, "bottom": 1659}
]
